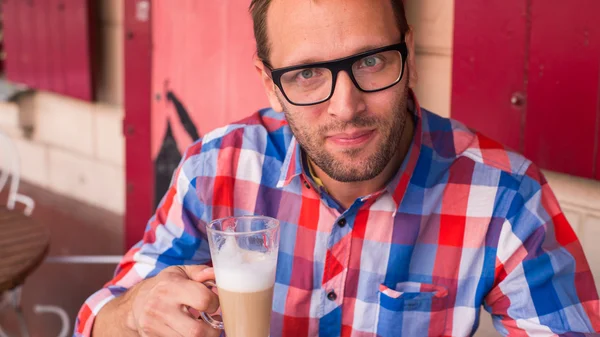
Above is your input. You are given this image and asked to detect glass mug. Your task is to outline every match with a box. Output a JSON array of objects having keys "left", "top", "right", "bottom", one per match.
[{"left": 200, "top": 215, "right": 280, "bottom": 337}]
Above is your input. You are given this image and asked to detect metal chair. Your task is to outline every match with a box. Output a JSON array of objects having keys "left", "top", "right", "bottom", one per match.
[{"left": 0, "top": 130, "right": 50, "bottom": 337}]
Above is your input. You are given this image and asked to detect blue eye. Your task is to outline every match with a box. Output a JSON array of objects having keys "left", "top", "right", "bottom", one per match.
[
  {"left": 364, "top": 57, "right": 378, "bottom": 67},
  {"left": 300, "top": 69, "right": 314, "bottom": 79},
  {"left": 361, "top": 56, "right": 382, "bottom": 68}
]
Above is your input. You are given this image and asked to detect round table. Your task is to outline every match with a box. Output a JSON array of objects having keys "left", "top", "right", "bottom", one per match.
[{"left": 0, "top": 208, "right": 50, "bottom": 292}]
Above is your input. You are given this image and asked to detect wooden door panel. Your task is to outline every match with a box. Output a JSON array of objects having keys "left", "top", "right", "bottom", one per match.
[
  {"left": 62, "top": 0, "right": 94, "bottom": 100},
  {"left": 124, "top": 0, "right": 153, "bottom": 248},
  {"left": 524, "top": 0, "right": 600, "bottom": 179},
  {"left": 1, "top": 0, "right": 22, "bottom": 82},
  {"left": 2, "top": 0, "right": 94, "bottom": 101},
  {"left": 451, "top": 0, "right": 528, "bottom": 152}
]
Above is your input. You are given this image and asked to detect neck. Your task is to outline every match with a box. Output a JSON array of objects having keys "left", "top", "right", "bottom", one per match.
[{"left": 312, "top": 112, "right": 415, "bottom": 209}]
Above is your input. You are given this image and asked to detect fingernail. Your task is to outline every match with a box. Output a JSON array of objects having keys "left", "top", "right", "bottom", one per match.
[{"left": 203, "top": 267, "right": 214, "bottom": 273}]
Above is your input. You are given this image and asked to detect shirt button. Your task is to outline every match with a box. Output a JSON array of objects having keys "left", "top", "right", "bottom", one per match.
[
  {"left": 327, "top": 291, "right": 337, "bottom": 301},
  {"left": 303, "top": 181, "right": 311, "bottom": 189},
  {"left": 337, "top": 218, "right": 346, "bottom": 227}
]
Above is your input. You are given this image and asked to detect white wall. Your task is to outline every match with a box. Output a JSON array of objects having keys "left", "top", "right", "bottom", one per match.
[
  {"left": 0, "top": 0, "right": 125, "bottom": 214},
  {"left": 407, "top": 0, "right": 454, "bottom": 117}
]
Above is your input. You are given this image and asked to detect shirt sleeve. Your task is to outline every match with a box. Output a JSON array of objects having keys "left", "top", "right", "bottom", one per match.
[
  {"left": 484, "top": 163, "right": 600, "bottom": 336},
  {"left": 73, "top": 142, "right": 211, "bottom": 337}
]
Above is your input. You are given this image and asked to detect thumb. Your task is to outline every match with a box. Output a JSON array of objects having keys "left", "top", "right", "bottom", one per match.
[{"left": 182, "top": 265, "right": 215, "bottom": 282}]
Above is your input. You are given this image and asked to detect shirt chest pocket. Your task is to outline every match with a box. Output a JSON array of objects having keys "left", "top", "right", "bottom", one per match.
[{"left": 376, "top": 282, "right": 449, "bottom": 337}]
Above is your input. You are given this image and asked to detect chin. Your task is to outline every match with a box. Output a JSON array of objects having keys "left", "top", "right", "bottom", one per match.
[
  {"left": 329, "top": 167, "right": 380, "bottom": 183},
  {"left": 333, "top": 158, "right": 376, "bottom": 175}
]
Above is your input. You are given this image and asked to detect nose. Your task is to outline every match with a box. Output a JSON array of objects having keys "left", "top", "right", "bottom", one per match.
[{"left": 326, "top": 71, "right": 367, "bottom": 122}]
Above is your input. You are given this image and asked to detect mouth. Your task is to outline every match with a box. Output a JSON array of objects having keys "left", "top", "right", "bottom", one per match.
[{"left": 326, "top": 129, "right": 376, "bottom": 147}]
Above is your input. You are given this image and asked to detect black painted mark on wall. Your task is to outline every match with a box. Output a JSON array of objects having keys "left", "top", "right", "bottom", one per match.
[{"left": 154, "top": 91, "right": 201, "bottom": 208}]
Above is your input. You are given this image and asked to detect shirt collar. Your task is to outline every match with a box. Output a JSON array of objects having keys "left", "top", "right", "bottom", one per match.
[
  {"left": 384, "top": 90, "right": 423, "bottom": 208},
  {"left": 277, "top": 136, "right": 303, "bottom": 188},
  {"left": 277, "top": 89, "right": 424, "bottom": 207}
]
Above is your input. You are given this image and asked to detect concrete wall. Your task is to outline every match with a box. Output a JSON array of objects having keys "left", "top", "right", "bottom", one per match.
[
  {"left": 407, "top": 0, "right": 454, "bottom": 118},
  {"left": 0, "top": 0, "right": 125, "bottom": 215}
]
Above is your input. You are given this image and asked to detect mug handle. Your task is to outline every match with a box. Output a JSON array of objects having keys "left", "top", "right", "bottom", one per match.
[{"left": 198, "top": 280, "right": 224, "bottom": 330}]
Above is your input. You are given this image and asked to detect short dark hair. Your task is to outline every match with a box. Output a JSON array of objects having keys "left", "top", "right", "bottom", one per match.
[{"left": 249, "top": 0, "right": 410, "bottom": 63}]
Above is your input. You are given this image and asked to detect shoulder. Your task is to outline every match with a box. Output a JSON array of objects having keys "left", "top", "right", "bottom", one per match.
[
  {"left": 178, "top": 108, "right": 294, "bottom": 178},
  {"left": 421, "top": 109, "right": 552, "bottom": 245},
  {"left": 420, "top": 109, "right": 548, "bottom": 222},
  {"left": 421, "top": 108, "right": 537, "bottom": 182}
]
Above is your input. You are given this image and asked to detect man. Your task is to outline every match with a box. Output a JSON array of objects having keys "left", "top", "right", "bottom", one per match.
[{"left": 76, "top": 0, "right": 600, "bottom": 336}]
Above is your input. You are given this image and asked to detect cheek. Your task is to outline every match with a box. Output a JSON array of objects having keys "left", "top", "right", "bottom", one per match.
[
  {"left": 288, "top": 106, "right": 326, "bottom": 131},
  {"left": 305, "top": 105, "right": 327, "bottom": 121},
  {"left": 364, "top": 91, "right": 399, "bottom": 118}
]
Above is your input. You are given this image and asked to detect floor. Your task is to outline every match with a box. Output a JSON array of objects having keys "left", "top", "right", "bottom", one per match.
[{"left": 0, "top": 181, "right": 124, "bottom": 337}]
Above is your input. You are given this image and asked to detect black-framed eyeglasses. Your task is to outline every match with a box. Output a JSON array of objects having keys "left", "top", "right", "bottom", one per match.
[{"left": 264, "top": 39, "right": 408, "bottom": 106}]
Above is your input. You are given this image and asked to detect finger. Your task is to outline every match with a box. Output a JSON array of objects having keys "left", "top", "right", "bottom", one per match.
[
  {"left": 193, "top": 315, "right": 223, "bottom": 337},
  {"left": 187, "top": 306, "right": 201, "bottom": 319},
  {"left": 202, "top": 319, "right": 223, "bottom": 337},
  {"left": 169, "top": 278, "right": 220, "bottom": 314},
  {"left": 184, "top": 265, "right": 215, "bottom": 283},
  {"left": 188, "top": 281, "right": 221, "bottom": 314},
  {"left": 165, "top": 311, "right": 220, "bottom": 337},
  {"left": 137, "top": 317, "right": 184, "bottom": 337},
  {"left": 163, "top": 265, "right": 210, "bottom": 279}
]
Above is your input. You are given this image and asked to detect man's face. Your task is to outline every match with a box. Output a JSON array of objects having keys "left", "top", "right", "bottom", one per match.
[{"left": 258, "top": 0, "right": 417, "bottom": 182}]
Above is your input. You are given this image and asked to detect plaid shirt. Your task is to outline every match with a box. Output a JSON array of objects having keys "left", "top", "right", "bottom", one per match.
[{"left": 75, "top": 96, "right": 600, "bottom": 337}]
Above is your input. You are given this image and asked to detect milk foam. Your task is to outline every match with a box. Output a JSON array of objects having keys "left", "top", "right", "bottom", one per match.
[{"left": 212, "top": 237, "right": 277, "bottom": 293}]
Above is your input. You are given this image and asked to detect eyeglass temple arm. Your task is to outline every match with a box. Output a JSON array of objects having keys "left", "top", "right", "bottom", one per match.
[{"left": 261, "top": 60, "right": 275, "bottom": 79}]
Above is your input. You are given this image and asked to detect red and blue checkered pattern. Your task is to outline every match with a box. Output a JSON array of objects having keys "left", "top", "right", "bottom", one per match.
[{"left": 75, "top": 96, "right": 600, "bottom": 336}]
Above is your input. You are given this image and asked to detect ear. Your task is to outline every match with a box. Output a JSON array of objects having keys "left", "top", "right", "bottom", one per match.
[
  {"left": 254, "top": 55, "right": 284, "bottom": 112},
  {"left": 404, "top": 26, "right": 418, "bottom": 89}
]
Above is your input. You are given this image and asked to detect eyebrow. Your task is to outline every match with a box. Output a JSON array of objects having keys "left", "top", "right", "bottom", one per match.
[{"left": 281, "top": 43, "right": 391, "bottom": 68}]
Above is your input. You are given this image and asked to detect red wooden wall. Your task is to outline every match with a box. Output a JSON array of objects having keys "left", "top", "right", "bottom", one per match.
[
  {"left": 523, "top": 0, "right": 600, "bottom": 179},
  {"left": 124, "top": 0, "right": 153, "bottom": 249},
  {"left": 451, "top": 0, "right": 527, "bottom": 152},
  {"left": 0, "top": 4, "right": 5, "bottom": 73},
  {"left": 452, "top": 0, "right": 600, "bottom": 180},
  {"left": 150, "top": 0, "right": 268, "bottom": 160},
  {"left": 124, "top": 0, "right": 268, "bottom": 248},
  {"left": 1, "top": 0, "right": 95, "bottom": 101}
]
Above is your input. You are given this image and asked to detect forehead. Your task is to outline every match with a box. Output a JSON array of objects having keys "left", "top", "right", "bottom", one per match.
[{"left": 266, "top": 0, "right": 401, "bottom": 68}]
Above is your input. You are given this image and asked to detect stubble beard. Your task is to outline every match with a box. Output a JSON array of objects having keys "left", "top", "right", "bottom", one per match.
[{"left": 281, "top": 86, "right": 409, "bottom": 183}]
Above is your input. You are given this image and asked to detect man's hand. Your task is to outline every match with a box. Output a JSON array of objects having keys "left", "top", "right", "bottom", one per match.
[{"left": 93, "top": 265, "right": 221, "bottom": 337}]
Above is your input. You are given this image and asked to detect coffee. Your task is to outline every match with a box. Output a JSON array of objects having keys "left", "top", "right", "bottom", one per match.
[
  {"left": 217, "top": 286, "right": 274, "bottom": 337},
  {"left": 203, "top": 216, "right": 280, "bottom": 336},
  {"left": 212, "top": 238, "right": 277, "bottom": 337}
]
